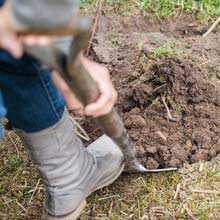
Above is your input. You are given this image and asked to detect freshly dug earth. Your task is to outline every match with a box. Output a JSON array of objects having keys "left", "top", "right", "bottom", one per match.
[
  {"left": 121, "top": 58, "right": 220, "bottom": 169},
  {"left": 79, "top": 14, "right": 220, "bottom": 169}
]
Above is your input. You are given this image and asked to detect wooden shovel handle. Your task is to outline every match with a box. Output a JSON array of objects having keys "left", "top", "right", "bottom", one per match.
[{"left": 18, "top": 17, "right": 91, "bottom": 36}]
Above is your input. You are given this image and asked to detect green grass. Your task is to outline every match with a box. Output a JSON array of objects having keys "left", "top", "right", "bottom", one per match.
[
  {"left": 81, "top": 162, "right": 220, "bottom": 220},
  {"left": 141, "top": 0, "right": 220, "bottom": 20},
  {"left": 7, "top": 155, "right": 22, "bottom": 172},
  {"left": 0, "top": 132, "right": 43, "bottom": 220},
  {"left": 1, "top": 131, "right": 220, "bottom": 219},
  {"left": 149, "top": 44, "right": 177, "bottom": 58},
  {"left": 81, "top": 0, "right": 220, "bottom": 23}
]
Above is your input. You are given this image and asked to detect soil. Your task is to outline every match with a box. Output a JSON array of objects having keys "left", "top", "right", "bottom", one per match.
[{"left": 77, "top": 14, "right": 220, "bottom": 169}]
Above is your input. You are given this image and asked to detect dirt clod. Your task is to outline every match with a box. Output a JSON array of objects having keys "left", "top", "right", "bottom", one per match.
[
  {"left": 171, "top": 144, "right": 189, "bottom": 162},
  {"left": 145, "top": 157, "right": 160, "bottom": 169},
  {"left": 191, "top": 149, "right": 210, "bottom": 162},
  {"left": 153, "top": 131, "right": 167, "bottom": 145},
  {"left": 146, "top": 146, "right": 158, "bottom": 154}
]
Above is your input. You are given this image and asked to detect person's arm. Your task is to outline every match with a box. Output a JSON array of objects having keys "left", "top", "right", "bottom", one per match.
[
  {"left": 0, "top": 1, "right": 117, "bottom": 117},
  {"left": 11, "top": 0, "right": 78, "bottom": 28}
]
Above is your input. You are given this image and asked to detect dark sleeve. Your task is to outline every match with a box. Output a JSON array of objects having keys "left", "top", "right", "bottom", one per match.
[{"left": 11, "top": 0, "right": 79, "bottom": 28}]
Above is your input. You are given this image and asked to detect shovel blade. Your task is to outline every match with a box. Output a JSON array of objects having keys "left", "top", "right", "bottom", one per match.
[{"left": 91, "top": 135, "right": 177, "bottom": 173}]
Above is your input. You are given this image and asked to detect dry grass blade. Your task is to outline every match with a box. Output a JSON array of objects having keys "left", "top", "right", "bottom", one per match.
[
  {"left": 70, "top": 116, "right": 90, "bottom": 141},
  {"left": 191, "top": 189, "right": 220, "bottom": 195},
  {"left": 161, "top": 96, "right": 175, "bottom": 121},
  {"left": 98, "top": 195, "right": 120, "bottom": 201},
  {"left": 15, "top": 199, "right": 27, "bottom": 215},
  {"left": 7, "top": 132, "right": 20, "bottom": 157},
  {"left": 203, "top": 16, "right": 220, "bottom": 37},
  {"left": 183, "top": 204, "right": 197, "bottom": 220},
  {"left": 28, "top": 178, "right": 41, "bottom": 205},
  {"left": 86, "top": 0, "right": 103, "bottom": 56},
  {"left": 173, "top": 183, "right": 181, "bottom": 199},
  {"left": 108, "top": 201, "right": 113, "bottom": 217}
]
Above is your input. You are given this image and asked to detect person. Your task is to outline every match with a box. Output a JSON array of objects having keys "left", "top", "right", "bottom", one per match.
[{"left": 0, "top": 0, "right": 125, "bottom": 219}]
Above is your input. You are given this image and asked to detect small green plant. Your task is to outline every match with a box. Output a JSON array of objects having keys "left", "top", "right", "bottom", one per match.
[
  {"left": 155, "top": 44, "right": 175, "bottom": 57},
  {"left": 198, "top": 211, "right": 208, "bottom": 220},
  {"left": 137, "top": 40, "right": 144, "bottom": 51},
  {"left": 7, "top": 155, "right": 22, "bottom": 172},
  {"left": 148, "top": 44, "right": 176, "bottom": 59}
]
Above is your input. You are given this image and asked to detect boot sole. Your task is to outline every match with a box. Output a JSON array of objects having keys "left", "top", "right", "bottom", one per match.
[
  {"left": 44, "top": 200, "right": 87, "bottom": 220},
  {"left": 45, "top": 161, "right": 125, "bottom": 220}
]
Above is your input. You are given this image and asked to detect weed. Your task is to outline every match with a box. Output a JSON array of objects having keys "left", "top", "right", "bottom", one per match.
[
  {"left": 7, "top": 155, "right": 22, "bottom": 172},
  {"left": 155, "top": 44, "right": 176, "bottom": 57},
  {"left": 137, "top": 40, "right": 144, "bottom": 51},
  {"left": 198, "top": 211, "right": 208, "bottom": 220},
  {"left": 148, "top": 43, "right": 176, "bottom": 59}
]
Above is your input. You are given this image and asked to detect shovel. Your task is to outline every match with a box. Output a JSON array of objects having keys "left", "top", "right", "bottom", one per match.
[{"left": 20, "top": 17, "right": 177, "bottom": 173}]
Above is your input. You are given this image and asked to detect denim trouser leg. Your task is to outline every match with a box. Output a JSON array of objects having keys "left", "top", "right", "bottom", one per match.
[
  {"left": 0, "top": 51, "right": 83, "bottom": 216},
  {"left": 0, "top": 49, "right": 66, "bottom": 133}
]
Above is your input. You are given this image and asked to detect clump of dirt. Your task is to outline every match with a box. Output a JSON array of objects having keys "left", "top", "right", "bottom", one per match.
[
  {"left": 120, "top": 58, "right": 220, "bottom": 168},
  {"left": 82, "top": 14, "right": 220, "bottom": 169}
]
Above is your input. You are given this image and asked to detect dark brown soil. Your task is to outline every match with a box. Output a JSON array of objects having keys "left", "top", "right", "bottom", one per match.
[{"left": 80, "top": 14, "right": 220, "bottom": 169}]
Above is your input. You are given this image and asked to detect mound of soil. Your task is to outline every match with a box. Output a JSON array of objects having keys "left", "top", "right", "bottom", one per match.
[
  {"left": 82, "top": 15, "right": 220, "bottom": 169},
  {"left": 121, "top": 58, "right": 220, "bottom": 168}
]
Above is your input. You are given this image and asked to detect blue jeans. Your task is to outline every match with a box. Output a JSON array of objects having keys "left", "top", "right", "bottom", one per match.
[{"left": 0, "top": 49, "right": 66, "bottom": 136}]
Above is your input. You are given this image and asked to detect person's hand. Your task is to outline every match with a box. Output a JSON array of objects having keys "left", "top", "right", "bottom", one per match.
[
  {"left": 0, "top": 1, "right": 51, "bottom": 58},
  {"left": 0, "top": 1, "right": 22, "bottom": 57},
  {"left": 52, "top": 56, "right": 117, "bottom": 117}
]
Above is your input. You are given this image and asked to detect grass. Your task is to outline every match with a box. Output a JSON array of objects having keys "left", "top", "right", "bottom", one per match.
[
  {"left": 81, "top": 0, "right": 220, "bottom": 23},
  {"left": 1, "top": 132, "right": 220, "bottom": 219},
  {"left": 0, "top": 132, "right": 44, "bottom": 220}
]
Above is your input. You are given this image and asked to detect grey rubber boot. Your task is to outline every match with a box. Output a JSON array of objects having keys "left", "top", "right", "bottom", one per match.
[{"left": 16, "top": 110, "right": 125, "bottom": 219}]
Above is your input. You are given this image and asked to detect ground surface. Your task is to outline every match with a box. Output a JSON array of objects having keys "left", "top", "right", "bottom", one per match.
[
  {"left": 1, "top": 4, "right": 220, "bottom": 220},
  {"left": 81, "top": 13, "right": 220, "bottom": 169}
]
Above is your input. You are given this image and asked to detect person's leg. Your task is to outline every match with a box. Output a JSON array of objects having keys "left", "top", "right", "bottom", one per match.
[
  {"left": 0, "top": 49, "right": 66, "bottom": 132},
  {"left": 0, "top": 50, "right": 124, "bottom": 219}
]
